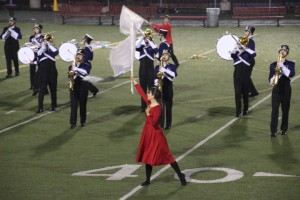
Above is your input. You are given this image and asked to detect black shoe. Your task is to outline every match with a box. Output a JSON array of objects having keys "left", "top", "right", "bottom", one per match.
[
  {"left": 36, "top": 109, "right": 43, "bottom": 113},
  {"left": 5, "top": 74, "right": 12, "bottom": 78},
  {"left": 15, "top": 72, "right": 19, "bottom": 76},
  {"left": 80, "top": 123, "right": 85, "bottom": 127},
  {"left": 32, "top": 90, "right": 39, "bottom": 96},
  {"left": 271, "top": 133, "right": 277, "bottom": 137},
  {"left": 141, "top": 180, "right": 150, "bottom": 186},
  {"left": 70, "top": 124, "right": 76, "bottom": 129},
  {"left": 179, "top": 173, "right": 187, "bottom": 186},
  {"left": 49, "top": 107, "right": 56, "bottom": 111},
  {"left": 243, "top": 110, "right": 249, "bottom": 116},
  {"left": 281, "top": 131, "right": 287, "bottom": 135},
  {"left": 235, "top": 113, "right": 242, "bottom": 118},
  {"left": 164, "top": 126, "right": 171, "bottom": 130},
  {"left": 249, "top": 92, "right": 259, "bottom": 98},
  {"left": 93, "top": 90, "right": 99, "bottom": 97}
]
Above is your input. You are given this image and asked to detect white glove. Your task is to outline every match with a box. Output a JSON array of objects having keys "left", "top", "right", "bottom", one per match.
[
  {"left": 280, "top": 64, "right": 290, "bottom": 77},
  {"left": 159, "top": 67, "right": 166, "bottom": 73},
  {"left": 230, "top": 47, "right": 237, "bottom": 54},
  {"left": 154, "top": 79, "right": 158, "bottom": 86},
  {"left": 10, "top": 29, "right": 18, "bottom": 39},
  {"left": 148, "top": 40, "right": 157, "bottom": 49}
]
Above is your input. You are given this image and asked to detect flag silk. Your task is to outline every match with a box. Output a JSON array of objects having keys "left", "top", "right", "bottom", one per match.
[
  {"left": 120, "top": 5, "right": 145, "bottom": 35},
  {"left": 110, "top": 5, "right": 145, "bottom": 77}
]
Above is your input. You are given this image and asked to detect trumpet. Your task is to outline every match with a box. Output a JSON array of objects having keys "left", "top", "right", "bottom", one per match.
[
  {"left": 144, "top": 28, "right": 153, "bottom": 38},
  {"left": 272, "top": 53, "right": 282, "bottom": 87},
  {"left": 231, "top": 34, "right": 249, "bottom": 46},
  {"left": 43, "top": 33, "right": 55, "bottom": 46}
]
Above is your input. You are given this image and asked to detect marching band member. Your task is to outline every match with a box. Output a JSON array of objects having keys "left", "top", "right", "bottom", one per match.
[
  {"left": 83, "top": 34, "right": 99, "bottom": 97},
  {"left": 230, "top": 37, "right": 256, "bottom": 117},
  {"left": 29, "top": 23, "right": 44, "bottom": 95},
  {"left": 244, "top": 25, "right": 259, "bottom": 98},
  {"left": 36, "top": 34, "right": 59, "bottom": 113},
  {"left": 154, "top": 50, "right": 177, "bottom": 130},
  {"left": 269, "top": 45, "right": 295, "bottom": 137},
  {"left": 0, "top": 17, "right": 22, "bottom": 78},
  {"left": 135, "top": 29, "right": 158, "bottom": 112},
  {"left": 69, "top": 49, "right": 91, "bottom": 129},
  {"left": 149, "top": 15, "right": 179, "bottom": 67},
  {"left": 157, "top": 29, "right": 169, "bottom": 60},
  {"left": 130, "top": 76, "right": 186, "bottom": 186}
]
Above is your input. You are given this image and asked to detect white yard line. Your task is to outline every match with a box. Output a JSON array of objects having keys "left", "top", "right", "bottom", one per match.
[
  {"left": 0, "top": 80, "right": 130, "bottom": 134},
  {"left": 120, "top": 74, "right": 300, "bottom": 200}
]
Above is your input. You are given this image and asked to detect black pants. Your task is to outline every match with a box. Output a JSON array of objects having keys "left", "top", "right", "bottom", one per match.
[
  {"left": 161, "top": 79, "right": 173, "bottom": 128},
  {"left": 233, "top": 63, "right": 251, "bottom": 116},
  {"left": 139, "top": 57, "right": 154, "bottom": 110},
  {"left": 270, "top": 80, "right": 291, "bottom": 134},
  {"left": 248, "top": 59, "right": 258, "bottom": 95},
  {"left": 38, "top": 59, "right": 57, "bottom": 110},
  {"left": 70, "top": 80, "right": 89, "bottom": 125},
  {"left": 169, "top": 44, "right": 179, "bottom": 67},
  {"left": 29, "top": 64, "right": 39, "bottom": 90},
  {"left": 4, "top": 44, "right": 19, "bottom": 75}
]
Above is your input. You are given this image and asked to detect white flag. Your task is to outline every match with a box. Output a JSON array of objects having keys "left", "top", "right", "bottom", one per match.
[
  {"left": 109, "top": 5, "right": 145, "bottom": 92},
  {"left": 120, "top": 5, "right": 145, "bottom": 35}
]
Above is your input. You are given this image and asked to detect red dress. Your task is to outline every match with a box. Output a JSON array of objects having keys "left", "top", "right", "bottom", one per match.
[{"left": 135, "top": 84, "right": 175, "bottom": 166}]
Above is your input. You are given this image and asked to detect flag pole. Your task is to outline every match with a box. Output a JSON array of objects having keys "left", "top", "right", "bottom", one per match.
[{"left": 130, "top": 22, "right": 134, "bottom": 94}]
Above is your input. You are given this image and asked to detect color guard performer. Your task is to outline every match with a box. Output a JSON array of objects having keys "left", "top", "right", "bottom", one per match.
[
  {"left": 130, "top": 76, "right": 186, "bottom": 186},
  {"left": 154, "top": 50, "right": 177, "bottom": 130},
  {"left": 149, "top": 15, "right": 179, "bottom": 67},
  {"left": 269, "top": 45, "right": 295, "bottom": 137},
  {"left": 83, "top": 34, "right": 99, "bottom": 96},
  {"left": 135, "top": 29, "right": 158, "bottom": 112},
  {"left": 244, "top": 25, "right": 259, "bottom": 97},
  {"left": 230, "top": 37, "right": 256, "bottom": 117},
  {"left": 29, "top": 23, "right": 44, "bottom": 95},
  {"left": 69, "top": 49, "right": 91, "bottom": 129},
  {"left": 36, "top": 34, "right": 58, "bottom": 113},
  {"left": 0, "top": 17, "right": 22, "bottom": 78}
]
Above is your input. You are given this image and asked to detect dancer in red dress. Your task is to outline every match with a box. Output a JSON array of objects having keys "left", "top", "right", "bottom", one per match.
[{"left": 130, "top": 76, "right": 186, "bottom": 186}]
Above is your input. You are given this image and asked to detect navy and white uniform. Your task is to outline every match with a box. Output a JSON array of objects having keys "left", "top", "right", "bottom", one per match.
[
  {"left": 231, "top": 45, "right": 256, "bottom": 117},
  {"left": 154, "top": 62, "right": 177, "bottom": 129},
  {"left": 269, "top": 60, "right": 295, "bottom": 135},
  {"left": 69, "top": 62, "right": 91, "bottom": 126},
  {"left": 158, "top": 39, "right": 169, "bottom": 61},
  {"left": 0, "top": 25, "right": 22, "bottom": 76},
  {"left": 36, "top": 42, "right": 59, "bottom": 111},
  {"left": 136, "top": 37, "right": 158, "bottom": 111},
  {"left": 247, "top": 36, "right": 259, "bottom": 96},
  {"left": 29, "top": 33, "right": 44, "bottom": 90},
  {"left": 84, "top": 45, "right": 98, "bottom": 95}
]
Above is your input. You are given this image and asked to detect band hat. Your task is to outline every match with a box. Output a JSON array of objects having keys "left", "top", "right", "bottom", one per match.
[
  {"left": 158, "top": 29, "right": 168, "bottom": 37},
  {"left": 8, "top": 17, "right": 16, "bottom": 22},
  {"left": 83, "top": 34, "right": 93, "bottom": 43},
  {"left": 76, "top": 48, "right": 85, "bottom": 56},
  {"left": 162, "top": 49, "right": 171, "bottom": 57},
  {"left": 34, "top": 23, "right": 43, "bottom": 30},
  {"left": 279, "top": 45, "right": 289, "bottom": 54},
  {"left": 245, "top": 25, "right": 255, "bottom": 34}
]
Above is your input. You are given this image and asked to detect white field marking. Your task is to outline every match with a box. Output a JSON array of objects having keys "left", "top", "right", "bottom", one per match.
[
  {"left": 5, "top": 110, "right": 16, "bottom": 114},
  {"left": 0, "top": 80, "right": 130, "bottom": 134},
  {"left": 119, "top": 74, "right": 300, "bottom": 200},
  {"left": 253, "top": 172, "right": 299, "bottom": 177},
  {"left": 195, "top": 115, "right": 203, "bottom": 119}
]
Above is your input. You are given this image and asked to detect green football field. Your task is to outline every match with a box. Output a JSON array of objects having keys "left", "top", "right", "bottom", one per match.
[{"left": 0, "top": 23, "right": 299, "bottom": 200}]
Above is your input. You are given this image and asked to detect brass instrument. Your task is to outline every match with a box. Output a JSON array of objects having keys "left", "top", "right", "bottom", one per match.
[
  {"left": 157, "top": 57, "right": 164, "bottom": 92},
  {"left": 43, "top": 33, "right": 55, "bottom": 46},
  {"left": 144, "top": 28, "right": 153, "bottom": 38},
  {"left": 231, "top": 34, "right": 249, "bottom": 46},
  {"left": 68, "top": 59, "right": 76, "bottom": 91},
  {"left": 272, "top": 53, "right": 282, "bottom": 87}
]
